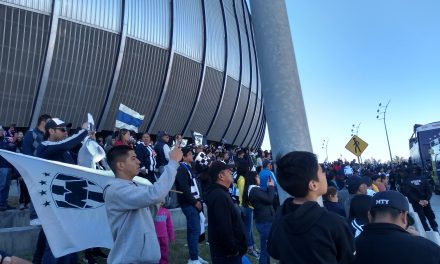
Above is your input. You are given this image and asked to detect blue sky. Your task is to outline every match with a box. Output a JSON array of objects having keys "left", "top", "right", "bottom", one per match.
[{"left": 260, "top": 0, "right": 440, "bottom": 162}]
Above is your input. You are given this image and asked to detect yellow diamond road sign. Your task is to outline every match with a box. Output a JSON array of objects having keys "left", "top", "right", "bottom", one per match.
[{"left": 345, "top": 135, "right": 368, "bottom": 157}]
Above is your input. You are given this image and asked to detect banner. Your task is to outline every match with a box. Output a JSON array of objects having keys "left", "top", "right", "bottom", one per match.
[
  {"left": 192, "top": 131, "right": 207, "bottom": 147},
  {"left": 0, "top": 150, "right": 115, "bottom": 257},
  {"left": 115, "top": 103, "right": 145, "bottom": 132}
]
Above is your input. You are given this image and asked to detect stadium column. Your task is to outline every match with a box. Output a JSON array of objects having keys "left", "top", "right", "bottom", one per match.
[
  {"left": 29, "top": 0, "right": 61, "bottom": 128},
  {"left": 250, "top": 0, "right": 313, "bottom": 203},
  {"left": 97, "top": 0, "right": 128, "bottom": 130}
]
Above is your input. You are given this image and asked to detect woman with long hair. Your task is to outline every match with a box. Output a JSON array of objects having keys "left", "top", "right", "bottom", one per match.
[
  {"left": 114, "top": 129, "right": 131, "bottom": 147},
  {"left": 243, "top": 171, "right": 275, "bottom": 264}
]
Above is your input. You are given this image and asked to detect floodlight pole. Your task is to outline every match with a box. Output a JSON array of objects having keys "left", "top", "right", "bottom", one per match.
[{"left": 377, "top": 100, "right": 393, "bottom": 162}]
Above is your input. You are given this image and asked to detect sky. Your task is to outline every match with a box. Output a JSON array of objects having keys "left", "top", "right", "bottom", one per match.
[{"left": 260, "top": 0, "right": 440, "bottom": 163}]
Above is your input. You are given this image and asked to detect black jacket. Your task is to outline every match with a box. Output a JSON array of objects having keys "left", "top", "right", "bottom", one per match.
[
  {"left": 324, "top": 200, "right": 346, "bottom": 218},
  {"left": 401, "top": 174, "right": 433, "bottom": 203},
  {"left": 268, "top": 198, "right": 355, "bottom": 264},
  {"left": 248, "top": 185, "right": 275, "bottom": 223},
  {"left": 175, "top": 163, "right": 200, "bottom": 208},
  {"left": 353, "top": 223, "right": 440, "bottom": 264},
  {"left": 154, "top": 140, "right": 167, "bottom": 168},
  {"left": 205, "top": 183, "right": 247, "bottom": 257}
]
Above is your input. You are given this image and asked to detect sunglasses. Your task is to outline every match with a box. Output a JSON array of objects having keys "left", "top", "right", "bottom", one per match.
[{"left": 56, "top": 127, "right": 67, "bottom": 132}]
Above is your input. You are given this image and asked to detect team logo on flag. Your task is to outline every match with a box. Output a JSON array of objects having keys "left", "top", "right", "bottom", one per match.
[{"left": 48, "top": 173, "right": 105, "bottom": 209}]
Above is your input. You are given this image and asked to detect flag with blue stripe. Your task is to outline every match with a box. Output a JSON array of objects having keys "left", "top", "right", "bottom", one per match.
[{"left": 115, "top": 103, "right": 145, "bottom": 132}]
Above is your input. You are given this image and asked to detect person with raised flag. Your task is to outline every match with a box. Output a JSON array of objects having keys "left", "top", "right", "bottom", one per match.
[
  {"left": 104, "top": 144, "right": 183, "bottom": 264},
  {"left": 36, "top": 118, "right": 90, "bottom": 263}
]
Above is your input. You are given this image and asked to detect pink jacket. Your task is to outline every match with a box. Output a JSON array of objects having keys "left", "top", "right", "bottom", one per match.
[{"left": 154, "top": 207, "right": 175, "bottom": 240}]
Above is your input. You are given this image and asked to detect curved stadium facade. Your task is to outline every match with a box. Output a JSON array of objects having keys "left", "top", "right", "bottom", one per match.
[{"left": 0, "top": 0, "right": 265, "bottom": 148}]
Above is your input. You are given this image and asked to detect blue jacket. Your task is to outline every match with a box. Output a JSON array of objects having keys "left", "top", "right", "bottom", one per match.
[{"left": 22, "top": 127, "right": 45, "bottom": 156}]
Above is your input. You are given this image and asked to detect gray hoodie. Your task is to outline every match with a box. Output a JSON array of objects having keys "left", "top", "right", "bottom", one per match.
[{"left": 104, "top": 160, "right": 179, "bottom": 264}]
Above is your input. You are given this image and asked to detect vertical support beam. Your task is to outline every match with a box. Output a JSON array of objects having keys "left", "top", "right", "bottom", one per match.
[
  {"left": 147, "top": 0, "right": 175, "bottom": 133},
  {"left": 232, "top": 0, "right": 253, "bottom": 145},
  {"left": 182, "top": 0, "right": 207, "bottom": 136},
  {"left": 206, "top": 0, "right": 228, "bottom": 137},
  {"left": 240, "top": 2, "right": 260, "bottom": 147},
  {"left": 29, "top": 0, "right": 61, "bottom": 127},
  {"left": 251, "top": 0, "right": 312, "bottom": 202},
  {"left": 96, "top": 0, "right": 128, "bottom": 130},
  {"left": 220, "top": 0, "right": 243, "bottom": 142}
]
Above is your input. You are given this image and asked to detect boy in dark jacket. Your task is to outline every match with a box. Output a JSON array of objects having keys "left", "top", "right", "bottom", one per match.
[{"left": 268, "top": 151, "right": 355, "bottom": 264}]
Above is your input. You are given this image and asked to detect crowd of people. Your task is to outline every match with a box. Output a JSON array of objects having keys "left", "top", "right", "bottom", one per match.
[{"left": 1, "top": 114, "right": 440, "bottom": 264}]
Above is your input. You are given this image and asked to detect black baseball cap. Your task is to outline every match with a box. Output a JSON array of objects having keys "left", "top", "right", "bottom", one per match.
[
  {"left": 370, "top": 191, "right": 409, "bottom": 212},
  {"left": 208, "top": 161, "right": 235, "bottom": 182}
]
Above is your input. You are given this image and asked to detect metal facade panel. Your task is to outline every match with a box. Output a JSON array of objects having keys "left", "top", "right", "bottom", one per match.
[
  {"left": 39, "top": 20, "right": 119, "bottom": 127},
  {"left": 0, "top": 0, "right": 52, "bottom": 13},
  {"left": 255, "top": 116, "right": 265, "bottom": 148},
  {"left": 186, "top": 67, "right": 223, "bottom": 137},
  {"left": 102, "top": 38, "right": 169, "bottom": 131},
  {"left": 223, "top": 0, "right": 239, "bottom": 80},
  {"left": 205, "top": 0, "right": 225, "bottom": 71},
  {"left": 208, "top": 76, "right": 238, "bottom": 141},
  {"left": 224, "top": 86, "right": 248, "bottom": 143},
  {"left": 243, "top": 98, "right": 261, "bottom": 146},
  {"left": 0, "top": 5, "right": 50, "bottom": 126},
  {"left": 235, "top": 0, "right": 249, "bottom": 87},
  {"left": 173, "top": 0, "right": 203, "bottom": 62},
  {"left": 250, "top": 109, "right": 263, "bottom": 147},
  {"left": 151, "top": 54, "right": 202, "bottom": 135},
  {"left": 60, "top": 0, "right": 122, "bottom": 32},
  {"left": 245, "top": 3, "right": 257, "bottom": 94},
  {"left": 126, "top": 0, "right": 171, "bottom": 49},
  {"left": 234, "top": 92, "right": 256, "bottom": 144}
]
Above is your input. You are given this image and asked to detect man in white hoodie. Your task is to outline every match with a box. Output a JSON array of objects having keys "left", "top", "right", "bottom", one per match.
[{"left": 104, "top": 145, "right": 182, "bottom": 263}]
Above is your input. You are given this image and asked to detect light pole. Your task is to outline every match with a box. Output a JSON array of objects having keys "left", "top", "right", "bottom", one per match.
[
  {"left": 322, "top": 139, "right": 329, "bottom": 162},
  {"left": 351, "top": 123, "right": 361, "bottom": 137},
  {"left": 377, "top": 100, "right": 393, "bottom": 162}
]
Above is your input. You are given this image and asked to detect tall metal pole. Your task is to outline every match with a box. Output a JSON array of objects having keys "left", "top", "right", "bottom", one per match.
[
  {"left": 250, "top": 0, "right": 312, "bottom": 203},
  {"left": 377, "top": 100, "right": 393, "bottom": 162},
  {"left": 383, "top": 115, "right": 393, "bottom": 162}
]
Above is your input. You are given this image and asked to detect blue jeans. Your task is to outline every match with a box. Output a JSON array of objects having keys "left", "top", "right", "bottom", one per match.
[
  {"left": 256, "top": 222, "right": 272, "bottom": 264},
  {"left": 181, "top": 205, "right": 201, "bottom": 260},
  {"left": 0, "top": 168, "right": 12, "bottom": 207},
  {"left": 240, "top": 206, "right": 255, "bottom": 248}
]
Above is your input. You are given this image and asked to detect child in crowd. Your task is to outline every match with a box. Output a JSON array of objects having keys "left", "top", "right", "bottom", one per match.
[
  {"left": 154, "top": 201, "right": 175, "bottom": 264},
  {"left": 323, "top": 186, "right": 346, "bottom": 217},
  {"left": 268, "top": 151, "right": 355, "bottom": 263}
]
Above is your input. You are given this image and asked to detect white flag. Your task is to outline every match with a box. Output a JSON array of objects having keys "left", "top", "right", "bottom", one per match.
[{"left": 0, "top": 150, "right": 114, "bottom": 257}]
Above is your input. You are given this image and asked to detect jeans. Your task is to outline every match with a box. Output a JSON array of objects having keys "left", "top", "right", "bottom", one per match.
[
  {"left": 181, "top": 206, "right": 201, "bottom": 260},
  {"left": 240, "top": 206, "right": 255, "bottom": 248},
  {"left": 256, "top": 222, "right": 272, "bottom": 264},
  {"left": 0, "top": 168, "right": 12, "bottom": 207},
  {"left": 42, "top": 240, "right": 77, "bottom": 264}
]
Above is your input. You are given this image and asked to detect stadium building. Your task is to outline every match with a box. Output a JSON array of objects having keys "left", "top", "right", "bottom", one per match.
[{"left": 0, "top": 0, "right": 265, "bottom": 147}]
